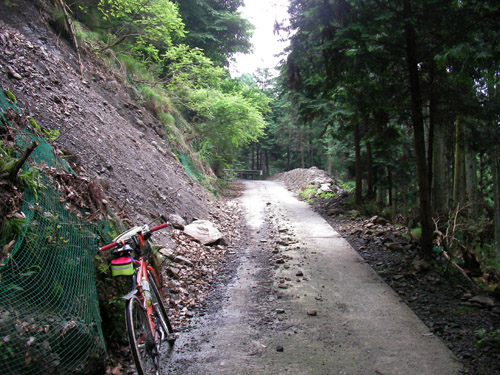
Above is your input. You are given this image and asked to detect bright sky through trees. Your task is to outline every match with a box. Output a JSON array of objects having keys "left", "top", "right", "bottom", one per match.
[{"left": 230, "top": 0, "right": 289, "bottom": 76}]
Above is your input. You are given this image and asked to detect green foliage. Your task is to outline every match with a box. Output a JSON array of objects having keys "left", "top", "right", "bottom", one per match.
[
  {"left": 299, "top": 184, "right": 337, "bottom": 202},
  {"left": 27, "top": 117, "right": 60, "bottom": 141},
  {"left": 475, "top": 328, "right": 500, "bottom": 349},
  {"left": 299, "top": 185, "right": 316, "bottom": 203},
  {"left": 411, "top": 227, "right": 422, "bottom": 239},
  {"left": 453, "top": 305, "right": 476, "bottom": 316},
  {"left": 0, "top": 141, "right": 40, "bottom": 199},
  {"left": 163, "top": 44, "right": 226, "bottom": 91},
  {"left": 97, "top": 0, "right": 185, "bottom": 61},
  {"left": 70, "top": 0, "right": 264, "bottom": 183},
  {"left": 4, "top": 89, "right": 17, "bottom": 104},
  {"left": 338, "top": 180, "right": 355, "bottom": 193},
  {"left": 174, "top": 0, "right": 253, "bottom": 67},
  {"left": 185, "top": 88, "right": 265, "bottom": 173},
  {"left": 359, "top": 203, "right": 379, "bottom": 217},
  {"left": 0, "top": 216, "right": 26, "bottom": 246},
  {"left": 318, "top": 191, "right": 336, "bottom": 199}
]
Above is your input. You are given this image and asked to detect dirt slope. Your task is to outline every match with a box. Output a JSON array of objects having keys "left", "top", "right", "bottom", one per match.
[{"left": 0, "top": 1, "right": 216, "bottom": 225}]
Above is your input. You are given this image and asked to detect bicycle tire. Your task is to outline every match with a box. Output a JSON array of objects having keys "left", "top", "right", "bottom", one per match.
[
  {"left": 147, "top": 270, "right": 174, "bottom": 336},
  {"left": 125, "top": 295, "right": 160, "bottom": 375}
]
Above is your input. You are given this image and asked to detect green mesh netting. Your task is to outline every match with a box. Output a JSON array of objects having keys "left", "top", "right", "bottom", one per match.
[
  {"left": 179, "top": 152, "right": 204, "bottom": 182},
  {"left": 0, "top": 89, "right": 106, "bottom": 374}
]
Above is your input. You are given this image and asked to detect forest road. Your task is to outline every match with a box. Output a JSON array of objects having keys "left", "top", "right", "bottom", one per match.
[{"left": 164, "top": 180, "right": 462, "bottom": 375}]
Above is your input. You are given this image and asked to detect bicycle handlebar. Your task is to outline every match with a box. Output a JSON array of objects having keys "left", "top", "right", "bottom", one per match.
[{"left": 99, "top": 222, "right": 168, "bottom": 252}]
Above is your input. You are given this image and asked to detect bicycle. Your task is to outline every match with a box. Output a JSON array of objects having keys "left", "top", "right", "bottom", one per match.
[{"left": 99, "top": 217, "right": 175, "bottom": 375}]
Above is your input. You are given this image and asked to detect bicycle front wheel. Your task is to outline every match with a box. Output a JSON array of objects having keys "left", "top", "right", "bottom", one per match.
[
  {"left": 147, "top": 270, "right": 174, "bottom": 337},
  {"left": 125, "top": 295, "right": 160, "bottom": 375}
]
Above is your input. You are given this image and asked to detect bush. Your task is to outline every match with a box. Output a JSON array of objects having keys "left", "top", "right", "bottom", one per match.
[{"left": 299, "top": 185, "right": 316, "bottom": 203}]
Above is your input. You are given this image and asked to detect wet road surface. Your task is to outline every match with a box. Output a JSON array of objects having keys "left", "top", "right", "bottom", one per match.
[{"left": 164, "top": 180, "right": 462, "bottom": 375}]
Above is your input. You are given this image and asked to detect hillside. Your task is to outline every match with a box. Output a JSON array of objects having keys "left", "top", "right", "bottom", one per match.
[
  {"left": 0, "top": 3, "right": 242, "bottom": 371},
  {"left": 0, "top": 0, "right": 217, "bottom": 225}
]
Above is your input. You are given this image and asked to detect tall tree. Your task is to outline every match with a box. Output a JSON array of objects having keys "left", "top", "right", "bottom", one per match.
[{"left": 174, "top": 0, "right": 253, "bottom": 67}]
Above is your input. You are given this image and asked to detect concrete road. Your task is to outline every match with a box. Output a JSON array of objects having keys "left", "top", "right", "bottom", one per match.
[{"left": 164, "top": 180, "right": 462, "bottom": 375}]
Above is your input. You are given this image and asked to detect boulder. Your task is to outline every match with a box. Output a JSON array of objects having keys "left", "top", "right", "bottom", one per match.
[
  {"left": 183, "top": 220, "right": 223, "bottom": 245},
  {"left": 370, "top": 215, "right": 390, "bottom": 225},
  {"left": 168, "top": 214, "right": 186, "bottom": 229},
  {"left": 159, "top": 247, "right": 175, "bottom": 259},
  {"left": 327, "top": 208, "right": 344, "bottom": 216},
  {"left": 316, "top": 183, "right": 333, "bottom": 195},
  {"left": 385, "top": 242, "right": 404, "bottom": 251}
]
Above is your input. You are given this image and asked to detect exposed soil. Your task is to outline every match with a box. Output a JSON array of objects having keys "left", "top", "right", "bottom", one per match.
[
  {"left": 0, "top": 1, "right": 216, "bottom": 226},
  {"left": 274, "top": 168, "right": 500, "bottom": 375}
]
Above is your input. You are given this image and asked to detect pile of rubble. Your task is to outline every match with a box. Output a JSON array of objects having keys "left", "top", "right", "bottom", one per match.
[
  {"left": 155, "top": 205, "right": 241, "bottom": 329},
  {"left": 336, "top": 215, "right": 417, "bottom": 253},
  {"left": 273, "top": 167, "right": 346, "bottom": 199}
]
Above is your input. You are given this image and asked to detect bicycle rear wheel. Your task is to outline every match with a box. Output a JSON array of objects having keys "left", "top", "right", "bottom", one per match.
[
  {"left": 125, "top": 295, "right": 160, "bottom": 375},
  {"left": 147, "top": 270, "right": 174, "bottom": 337}
]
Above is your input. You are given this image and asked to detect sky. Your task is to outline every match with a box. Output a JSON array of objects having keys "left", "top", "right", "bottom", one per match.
[{"left": 229, "top": 0, "right": 290, "bottom": 77}]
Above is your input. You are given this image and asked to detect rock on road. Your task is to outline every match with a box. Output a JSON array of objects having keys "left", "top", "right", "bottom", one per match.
[{"left": 165, "top": 180, "right": 462, "bottom": 375}]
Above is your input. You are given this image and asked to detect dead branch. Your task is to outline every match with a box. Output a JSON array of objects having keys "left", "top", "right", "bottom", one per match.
[
  {"left": 1, "top": 141, "right": 39, "bottom": 183},
  {"left": 56, "top": 0, "right": 84, "bottom": 76},
  {"left": 442, "top": 249, "right": 473, "bottom": 283}
]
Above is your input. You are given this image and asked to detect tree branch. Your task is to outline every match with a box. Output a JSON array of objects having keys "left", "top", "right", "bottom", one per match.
[
  {"left": 5, "top": 141, "right": 39, "bottom": 183},
  {"left": 99, "top": 34, "right": 140, "bottom": 52}
]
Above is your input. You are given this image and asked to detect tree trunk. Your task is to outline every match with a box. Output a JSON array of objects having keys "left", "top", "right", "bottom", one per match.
[
  {"left": 366, "top": 141, "right": 375, "bottom": 200},
  {"left": 403, "top": 0, "right": 433, "bottom": 258},
  {"left": 264, "top": 149, "right": 269, "bottom": 177},
  {"left": 465, "top": 153, "right": 478, "bottom": 217},
  {"left": 309, "top": 123, "right": 314, "bottom": 167},
  {"left": 251, "top": 143, "right": 255, "bottom": 170},
  {"left": 256, "top": 144, "right": 261, "bottom": 170},
  {"left": 377, "top": 188, "right": 386, "bottom": 207},
  {"left": 300, "top": 128, "right": 305, "bottom": 169},
  {"left": 354, "top": 120, "right": 362, "bottom": 205},
  {"left": 453, "top": 115, "right": 466, "bottom": 208},
  {"left": 432, "top": 119, "right": 448, "bottom": 214},
  {"left": 492, "top": 146, "right": 500, "bottom": 258},
  {"left": 327, "top": 138, "right": 333, "bottom": 175},
  {"left": 389, "top": 168, "right": 397, "bottom": 219},
  {"left": 427, "top": 64, "right": 436, "bottom": 195}
]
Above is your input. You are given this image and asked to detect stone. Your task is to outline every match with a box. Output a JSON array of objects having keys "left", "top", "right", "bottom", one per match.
[
  {"left": 276, "top": 345, "right": 284, "bottom": 352},
  {"left": 385, "top": 242, "right": 404, "bottom": 251},
  {"left": 412, "top": 259, "right": 431, "bottom": 273},
  {"left": 307, "top": 310, "right": 318, "bottom": 316},
  {"left": 159, "top": 247, "right": 175, "bottom": 259},
  {"left": 167, "top": 267, "right": 180, "bottom": 278},
  {"left": 183, "top": 220, "right": 223, "bottom": 245},
  {"left": 296, "top": 270, "right": 304, "bottom": 277},
  {"left": 370, "top": 215, "right": 390, "bottom": 225},
  {"left": 347, "top": 210, "right": 361, "bottom": 217},
  {"left": 174, "top": 255, "right": 194, "bottom": 268},
  {"left": 316, "top": 183, "right": 333, "bottom": 195},
  {"left": 327, "top": 208, "right": 343, "bottom": 216},
  {"left": 168, "top": 214, "right": 186, "bottom": 229},
  {"left": 469, "top": 295, "right": 496, "bottom": 307}
]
